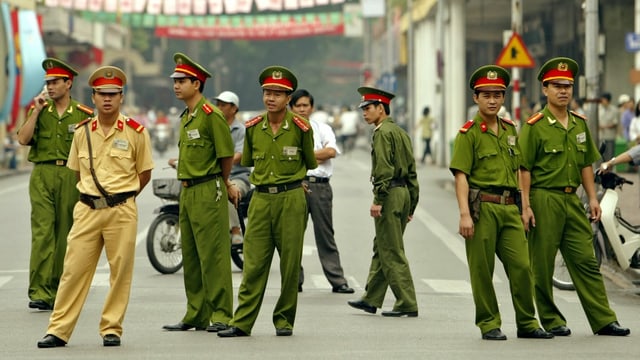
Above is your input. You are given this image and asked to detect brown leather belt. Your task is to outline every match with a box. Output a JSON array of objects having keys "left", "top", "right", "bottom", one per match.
[
  {"left": 255, "top": 181, "right": 302, "bottom": 194},
  {"left": 181, "top": 174, "right": 220, "bottom": 188},
  {"left": 39, "top": 160, "right": 67, "bottom": 166},
  {"left": 79, "top": 191, "right": 136, "bottom": 209},
  {"left": 479, "top": 193, "right": 516, "bottom": 205}
]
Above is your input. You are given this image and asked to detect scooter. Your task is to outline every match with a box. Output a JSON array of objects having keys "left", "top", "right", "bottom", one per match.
[
  {"left": 146, "top": 178, "right": 248, "bottom": 274},
  {"left": 552, "top": 170, "right": 640, "bottom": 290},
  {"left": 152, "top": 123, "right": 171, "bottom": 156}
]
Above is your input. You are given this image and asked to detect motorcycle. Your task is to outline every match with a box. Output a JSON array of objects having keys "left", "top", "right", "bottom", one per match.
[
  {"left": 152, "top": 123, "right": 172, "bottom": 156},
  {"left": 552, "top": 170, "right": 640, "bottom": 290},
  {"left": 146, "top": 178, "right": 248, "bottom": 274}
]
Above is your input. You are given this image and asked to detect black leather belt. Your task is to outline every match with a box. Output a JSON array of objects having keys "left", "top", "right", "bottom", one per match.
[
  {"left": 547, "top": 186, "right": 577, "bottom": 194},
  {"left": 389, "top": 178, "right": 407, "bottom": 188},
  {"left": 255, "top": 181, "right": 302, "bottom": 194},
  {"left": 39, "top": 160, "right": 67, "bottom": 166},
  {"left": 181, "top": 174, "right": 220, "bottom": 188},
  {"left": 79, "top": 191, "right": 136, "bottom": 210},
  {"left": 483, "top": 187, "right": 518, "bottom": 196},
  {"left": 305, "top": 176, "right": 330, "bottom": 183}
]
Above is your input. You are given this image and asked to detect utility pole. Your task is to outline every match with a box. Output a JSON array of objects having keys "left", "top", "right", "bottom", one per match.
[
  {"left": 635, "top": 0, "right": 640, "bottom": 104},
  {"left": 407, "top": 0, "right": 414, "bottom": 139},
  {"left": 584, "top": 0, "right": 599, "bottom": 144},
  {"left": 511, "top": 0, "right": 522, "bottom": 124},
  {"left": 436, "top": 0, "right": 446, "bottom": 166}
]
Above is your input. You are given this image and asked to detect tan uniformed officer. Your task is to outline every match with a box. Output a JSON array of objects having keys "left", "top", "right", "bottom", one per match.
[
  {"left": 450, "top": 65, "right": 552, "bottom": 340},
  {"left": 17, "top": 58, "right": 93, "bottom": 311},
  {"left": 347, "top": 87, "right": 419, "bottom": 318},
  {"left": 37, "top": 66, "right": 154, "bottom": 348},
  {"left": 162, "top": 53, "right": 237, "bottom": 333},
  {"left": 520, "top": 57, "right": 630, "bottom": 337},
  {"left": 218, "top": 66, "right": 317, "bottom": 338}
]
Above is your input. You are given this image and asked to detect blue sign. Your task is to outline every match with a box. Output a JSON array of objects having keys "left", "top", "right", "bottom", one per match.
[
  {"left": 376, "top": 72, "right": 397, "bottom": 93},
  {"left": 625, "top": 32, "right": 640, "bottom": 52}
]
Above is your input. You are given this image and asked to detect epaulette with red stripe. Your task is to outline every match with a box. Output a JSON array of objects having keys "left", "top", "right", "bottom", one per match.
[
  {"left": 458, "top": 120, "right": 475, "bottom": 133},
  {"left": 202, "top": 103, "right": 214, "bottom": 115},
  {"left": 292, "top": 116, "right": 310, "bottom": 132},
  {"left": 501, "top": 118, "right": 516, "bottom": 127},
  {"left": 75, "top": 118, "right": 92, "bottom": 129},
  {"left": 526, "top": 112, "right": 544, "bottom": 125},
  {"left": 76, "top": 103, "right": 94, "bottom": 115},
  {"left": 570, "top": 110, "right": 587, "bottom": 121},
  {"left": 245, "top": 115, "right": 263, "bottom": 128},
  {"left": 126, "top": 118, "right": 145, "bottom": 133}
]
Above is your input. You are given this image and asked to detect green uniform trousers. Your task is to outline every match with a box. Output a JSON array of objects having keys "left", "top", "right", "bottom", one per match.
[
  {"left": 230, "top": 188, "right": 307, "bottom": 334},
  {"left": 466, "top": 201, "right": 540, "bottom": 334},
  {"left": 529, "top": 189, "right": 618, "bottom": 333},
  {"left": 362, "top": 187, "right": 417, "bottom": 312},
  {"left": 179, "top": 179, "right": 233, "bottom": 327},
  {"left": 28, "top": 163, "right": 79, "bottom": 305}
]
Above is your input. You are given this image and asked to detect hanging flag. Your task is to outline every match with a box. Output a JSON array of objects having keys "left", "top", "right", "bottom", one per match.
[
  {"left": 177, "top": 0, "right": 192, "bottom": 15},
  {"left": 237, "top": 0, "right": 251, "bottom": 13},
  {"left": 164, "top": 0, "right": 177, "bottom": 15},
  {"left": 88, "top": 0, "right": 103, "bottom": 12},
  {"left": 193, "top": 0, "right": 207, "bottom": 14},
  {"left": 299, "top": 0, "right": 313, "bottom": 8},
  {"left": 268, "top": 0, "right": 282, "bottom": 11},
  {"left": 147, "top": 0, "right": 162, "bottom": 14},
  {"left": 133, "top": 0, "right": 146, "bottom": 12},
  {"left": 254, "top": 0, "right": 269, "bottom": 11},
  {"left": 224, "top": 0, "right": 237, "bottom": 14},
  {"left": 104, "top": 0, "right": 118, "bottom": 12},
  {"left": 208, "top": 0, "right": 223, "bottom": 14},
  {"left": 119, "top": 0, "right": 134, "bottom": 13},
  {"left": 284, "top": 0, "right": 297, "bottom": 10},
  {"left": 74, "top": 0, "right": 89, "bottom": 10}
]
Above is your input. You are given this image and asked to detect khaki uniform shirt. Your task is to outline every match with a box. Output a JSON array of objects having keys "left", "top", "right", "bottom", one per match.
[{"left": 68, "top": 114, "right": 154, "bottom": 195}]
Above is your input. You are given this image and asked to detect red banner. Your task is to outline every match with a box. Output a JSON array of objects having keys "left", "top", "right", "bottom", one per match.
[{"left": 155, "top": 22, "right": 344, "bottom": 40}]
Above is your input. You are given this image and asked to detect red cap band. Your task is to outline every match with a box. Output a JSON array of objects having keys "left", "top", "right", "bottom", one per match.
[
  {"left": 473, "top": 77, "right": 506, "bottom": 90},
  {"left": 45, "top": 67, "right": 74, "bottom": 80},
  {"left": 541, "top": 69, "right": 574, "bottom": 83},
  {"left": 92, "top": 76, "right": 124, "bottom": 88},
  {"left": 261, "top": 76, "right": 294, "bottom": 91},
  {"left": 174, "top": 64, "right": 207, "bottom": 82},
  {"left": 362, "top": 93, "right": 391, "bottom": 105}
]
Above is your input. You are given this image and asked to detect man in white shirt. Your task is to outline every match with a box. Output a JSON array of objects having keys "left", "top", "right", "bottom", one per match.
[
  {"left": 290, "top": 89, "right": 354, "bottom": 294},
  {"left": 338, "top": 105, "right": 359, "bottom": 153}
]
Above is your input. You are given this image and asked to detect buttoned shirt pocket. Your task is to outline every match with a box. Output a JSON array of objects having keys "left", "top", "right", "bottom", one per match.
[
  {"left": 183, "top": 139, "right": 206, "bottom": 157},
  {"left": 279, "top": 152, "right": 300, "bottom": 175},
  {"left": 575, "top": 143, "right": 588, "bottom": 167},
  {"left": 543, "top": 143, "right": 565, "bottom": 168},
  {"left": 508, "top": 146, "right": 521, "bottom": 171},
  {"left": 476, "top": 149, "right": 500, "bottom": 175},
  {"left": 78, "top": 150, "right": 92, "bottom": 168},
  {"left": 252, "top": 152, "right": 266, "bottom": 169},
  {"left": 109, "top": 146, "right": 133, "bottom": 173}
]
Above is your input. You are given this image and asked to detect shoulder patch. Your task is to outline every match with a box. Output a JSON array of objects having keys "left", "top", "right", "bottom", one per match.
[
  {"left": 76, "top": 104, "right": 94, "bottom": 115},
  {"left": 501, "top": 118, "right": 516, "bottom": 127},
  {"left": 570, "top": 110, "right": 587, "bottom": 121},
  {"left": 526, "top": 112, "right": 544, "bottom": 125},
  {"left": 75, "top": 118, "right": 92, "bottom": 129},
  {"left": 292, "top": 116, "right": 310, "bottom": 132},
  {"left": 458, "top": 120, "right": 475, "bottom": 133},
  {"left": 245, "top": 115, "right": 263, "bottom": 128},
  {"left": 202, "top": 103, "right": 213, "bottom": 115},
  {"left": 126, "top": 118, "right": 145, "bottom": 133}
]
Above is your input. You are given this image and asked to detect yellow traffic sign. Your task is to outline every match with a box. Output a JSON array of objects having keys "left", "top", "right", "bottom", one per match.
[{"left": 495, "top": 32, "right": 535, "bottom": 68}]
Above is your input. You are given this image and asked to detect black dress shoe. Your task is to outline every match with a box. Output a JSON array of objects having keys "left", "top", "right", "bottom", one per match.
[
  {"left": 276, "top": 328, "right": 293, "bottom": 336},
  {"left": 548, "top": 325, "right": 571, "bottom": 336},
  {"left": 596, "top": 321, "right": 630, "bottom": 336},
  {"left": 103, "top": 334, "right": 121, "bottom": 347},
  {"left": 381, "top": 310, "right": 418, "bottom": 317},
  {"left": 206, "top": 322, "right": 228, "bottom": 332},
  {"left": 332, "top": 284, "right": 355, "bottom": 294},
  {"left": 217, "top": 326, "right": 249, "bottom": 337},
  {"left": 482, "top": 328, "right": 507, "bottom": 340},
  {"left": 517, "top": 328, "right": 554, "bottom": 339},
  {"left": 29, "top": 300, "right": 53, "bottom": 311},
  {"left": 162, "top": 322, "right": 206, "bottom": 331},
  {"left": 37, "top": 334, "right": 66, "bottom": 348},
  {"left": 347, "top": 300, "right": 377, "bottom": 314}
]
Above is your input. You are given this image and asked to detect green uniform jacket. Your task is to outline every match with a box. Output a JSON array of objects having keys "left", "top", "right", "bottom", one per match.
[
  {"left": 26, "top": 99, "right": 93, "bottom": 162},
  {"left": 449, "top": 114, "right": 520, "bottom": 188},
  {"left": 242, "top": 110, "right": 317, "bottom": 184},
  {"left": 371, "top": 117, "right": 418, "bottom": 214},
  {"left": 177, "top": 98, "right": 234, "bottom": 179},
  {"left": 519, "top": 107, "right": 600, "bottom": 186}
]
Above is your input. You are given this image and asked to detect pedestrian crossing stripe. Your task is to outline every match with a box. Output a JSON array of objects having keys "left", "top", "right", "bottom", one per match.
[{"left": 0, "top": 276, "right": 12, "bottom": 288}]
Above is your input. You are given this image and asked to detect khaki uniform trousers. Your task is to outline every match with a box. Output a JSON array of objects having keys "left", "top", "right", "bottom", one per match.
[{"left": 47, "top": 198, "right": 138, "bottom": 342}]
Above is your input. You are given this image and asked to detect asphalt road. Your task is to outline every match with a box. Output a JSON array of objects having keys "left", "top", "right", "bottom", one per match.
[{"left": 1, "top": 143, "right": 640, "bottom": 359}]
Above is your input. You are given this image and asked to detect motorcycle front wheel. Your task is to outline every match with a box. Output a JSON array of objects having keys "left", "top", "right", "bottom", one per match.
[
  {"left": 231, "top": 243, "right": 244, "bottom": 270},
  {"left": 552, "top": 223, "right": 604, "bottom": 291},
  {"left": 146, "top": 212, "right": 183, "bottom": 274}
]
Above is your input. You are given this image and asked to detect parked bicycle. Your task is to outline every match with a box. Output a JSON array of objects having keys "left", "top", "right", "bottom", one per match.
[{"left": 146, "top": 178, "right": 249, "bottom": 274}]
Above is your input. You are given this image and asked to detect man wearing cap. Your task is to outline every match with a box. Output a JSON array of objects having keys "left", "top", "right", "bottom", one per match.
[
  {"left": 213, "top": 90, "right": 251, "bottom": 245},
  {"left": 218, "top": 66, "right": 317, "bottom": 337},
  {"left": 37, "top": 65, "right": 154, "bottom": 348},
  {"left": 520, "top": 57, "right": 630, "bottom": 337},
  {"left": 346, "top": 86, "right": 419, "bottom": 318},
  {"left": 163, "top": 53, "right": 237, "bottom": 334},
  {"left": 289, "top": 88, "right": 354, "bottom": 295},
  {"left": 450, "top": 65, "right": 552, "bottom": 340},
  {"left": 17, "top": 58, "right": 93, "bottom": 311},
  {"left": 618, "top": 94, "right": 634, "bottom": 144}
]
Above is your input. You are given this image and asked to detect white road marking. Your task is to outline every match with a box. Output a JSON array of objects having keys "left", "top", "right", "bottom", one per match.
[
  {"left": 0, "top": 183, "right": 27, "bottom": 196},
  {"left": 0, "top": 276, "right": 12, "bottom": 288},
  {"left": 422, "top": 279, "right": 472, "bottom": 294}
]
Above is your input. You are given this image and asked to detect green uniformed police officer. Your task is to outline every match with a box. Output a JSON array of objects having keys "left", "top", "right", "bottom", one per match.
[
  {"left": 17, "top": 58, "right": 93, "bottom": 311},
  {"left": 347, "top": 87, "right": 419, "bottom": 317},
  {"left": 450, "top": 65, "right": 552, "bottom": 340},
  {"left": 218, "top": 66, "right": 317, "bottom": 337},
  {"left": 162, "top": 53, "right": 237, "bottom": 333},
  {"left": 520, "top": 57, "right": 630, "bottom": 336}
]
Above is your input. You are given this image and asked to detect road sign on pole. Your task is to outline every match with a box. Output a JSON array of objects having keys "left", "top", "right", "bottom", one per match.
[{"left": 495, "top": 32, "right": 535, "bottom": 68}]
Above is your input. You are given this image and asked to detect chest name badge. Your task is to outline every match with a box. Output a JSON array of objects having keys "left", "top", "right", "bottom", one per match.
[
  {"left": 113, "top": 138, "right": 129, "bottom": 151},
  {"left": 576, "top": 132, "right": 586, "bottom": 144},
  {"left": 67, "top": 124, "right": 76, "bottom": 133},
  {"left": 508, "top": 135, "right": 516, "bottom": 146},
  {"left": 187, "top": 129, "right": 201, "bottom": 140},
  {"left": 283, "top": 146, "right": 297, "bottom": 156}
]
